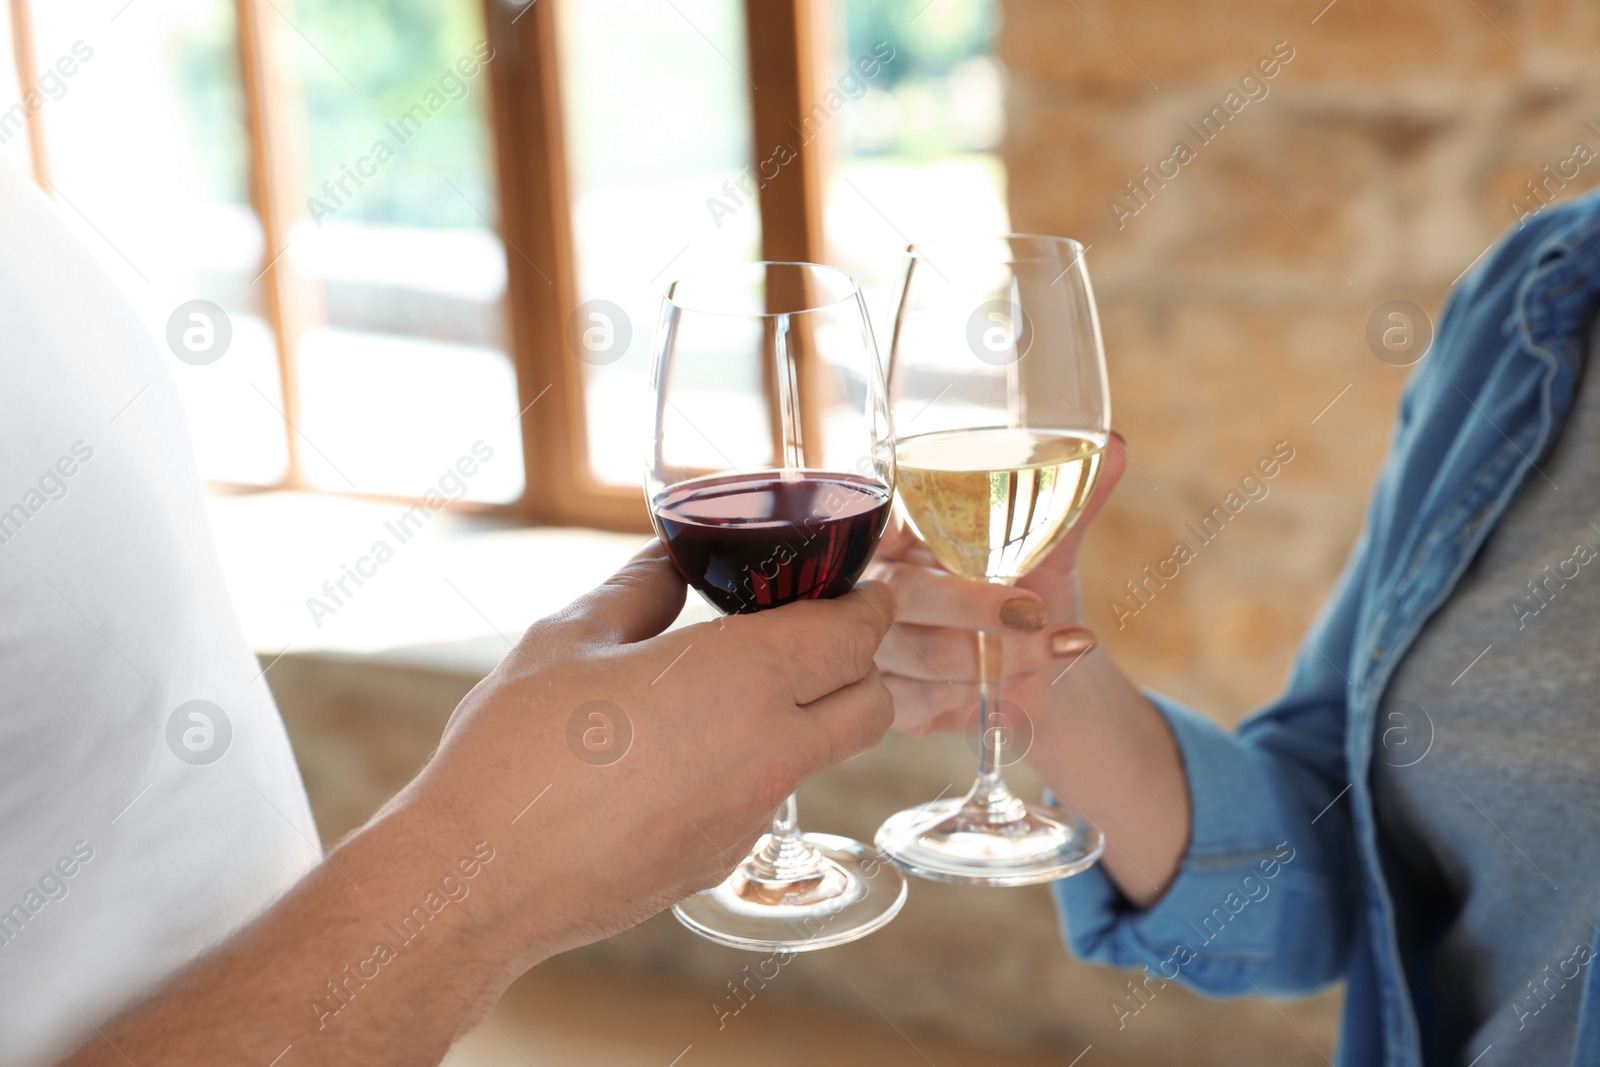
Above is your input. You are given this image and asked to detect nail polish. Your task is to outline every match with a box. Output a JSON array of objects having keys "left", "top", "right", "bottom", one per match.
[
  {"left": 1051, "top": 629, "right": 1095, "bottom": 658},
  {"left": 999, "top": 597, "right": 1048, "bottom": 632}
]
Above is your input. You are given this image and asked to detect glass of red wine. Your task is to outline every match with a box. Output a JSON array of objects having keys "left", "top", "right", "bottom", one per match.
[{"left": 647, "top": 261, "right": 906, "bottom": 951}]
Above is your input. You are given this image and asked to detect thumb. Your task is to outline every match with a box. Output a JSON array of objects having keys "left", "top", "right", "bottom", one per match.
[
  {"left": 1038, "top": 431, "right": 1128, "bottom": 569},
  {"left": 558, "top": 540, "right": 688, "bottom": 647},
  {"left": 1081, "top": 431, "right": 1128, "bottom": 526}
]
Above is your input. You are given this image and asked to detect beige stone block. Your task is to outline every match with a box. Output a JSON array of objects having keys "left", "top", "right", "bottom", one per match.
[
  {"left": 1154, "top": 115, "right": 1380, "bottom": 289},
  {"left": 1003, "top": 97, "right": 1157, "bottom": 250},
  {"left": 1000, "top": 0, "right": 1304, "bottom": 94},
  {"left": 1278, "top": 0, "right": 1525, "bottom": 87},
  {"left": 1069, "top": 298, "right": 1407, "bottom": 716}
]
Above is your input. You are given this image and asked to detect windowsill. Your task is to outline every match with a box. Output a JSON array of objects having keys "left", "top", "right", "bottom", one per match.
[{"left": 206, "top": 490, "right": 717, "bottom": 675}]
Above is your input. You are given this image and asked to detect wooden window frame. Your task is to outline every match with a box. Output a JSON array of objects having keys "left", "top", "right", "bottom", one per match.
[
  {"left": 7, "top": 0, "right": 829, "bottom": 534},
  {"left": 483, "top": 0, "right": 832, "bottom": 531},
  {"left": 5, "top": 0, "right": 48, "bottom": 183}
]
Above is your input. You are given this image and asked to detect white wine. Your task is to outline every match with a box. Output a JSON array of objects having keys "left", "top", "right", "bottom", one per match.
[{"left": 895, "top": 427, "right": 1105, "bottom": 582}]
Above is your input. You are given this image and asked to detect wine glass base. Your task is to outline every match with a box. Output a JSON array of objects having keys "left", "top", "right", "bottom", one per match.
[
  {"left": 875, "top": 798, "right": 1105, "bottom": 886},
  {"left": 673, "top": 833, "right": 908, "bottom": 952}
]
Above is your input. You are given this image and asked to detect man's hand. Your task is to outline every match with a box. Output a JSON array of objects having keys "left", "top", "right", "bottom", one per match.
[
  {"left": 409, "top": 540, "right": 897, "bottom": 966},
  {"left": 61, "top": 544, "right": 895, "bottom": 1066}
]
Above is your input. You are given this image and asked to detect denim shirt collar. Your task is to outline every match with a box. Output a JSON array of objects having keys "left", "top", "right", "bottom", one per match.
[{"left": 1519, "top": 203, "right": 1600, "bottom": 371}]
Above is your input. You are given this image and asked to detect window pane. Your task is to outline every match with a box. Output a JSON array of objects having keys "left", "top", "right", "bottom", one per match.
[
  {"left": 26, "top": 0, "right": 289, "bottom": 485},
  {"left": 558, "top": 0, "right": 761, "bottom": 487},
  {"left": 285, "top": 0, "right": 523, "bottom": 503},
  {"left": 828, "top": 0, "right": 1008, "bottom": 337}
]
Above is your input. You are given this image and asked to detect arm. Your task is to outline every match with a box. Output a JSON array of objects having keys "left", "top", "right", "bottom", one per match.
[{"left": 59, "top": 544, "right": 897, "bottom": 1065}]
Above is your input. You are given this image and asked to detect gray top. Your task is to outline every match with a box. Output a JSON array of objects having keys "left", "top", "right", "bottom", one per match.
[{"left": 1374, "top": 318, "right": 1600, "bottom": 1067}]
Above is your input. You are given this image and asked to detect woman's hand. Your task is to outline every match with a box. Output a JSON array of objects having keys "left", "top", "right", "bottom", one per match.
[
  {"left": 867, "top": 435, "right": 1188, "bottom": 906},
  {"left": 867, "top": 434, "right": 1128, "bottom": 738}
]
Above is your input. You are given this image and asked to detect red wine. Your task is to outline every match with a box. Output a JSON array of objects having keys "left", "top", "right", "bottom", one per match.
[{"left": 652, "top": 472, "right": 891, "bottom": 614}]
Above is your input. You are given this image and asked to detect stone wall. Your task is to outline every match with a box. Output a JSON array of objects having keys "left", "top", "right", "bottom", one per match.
[{"left": 1001, "top": 0, "right": 1600, "bottom": 712}]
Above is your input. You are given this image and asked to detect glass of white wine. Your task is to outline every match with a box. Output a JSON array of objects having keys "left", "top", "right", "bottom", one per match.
[{"left": 875, "top": 234, "right": 1110, "bottom": 886}]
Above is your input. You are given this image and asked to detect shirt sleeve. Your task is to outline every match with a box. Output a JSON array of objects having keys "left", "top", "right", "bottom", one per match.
[
  {"left": 1049, "top": 677, "right": 1360, "bottom": 996},
  {"left": 1050, "top": 436, "right": 1390, "bottom": 998}
]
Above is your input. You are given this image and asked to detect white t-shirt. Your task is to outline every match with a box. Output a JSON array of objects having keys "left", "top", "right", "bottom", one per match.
[{"left": 0, "top": 160, "right": 320, "bottom": 1064}]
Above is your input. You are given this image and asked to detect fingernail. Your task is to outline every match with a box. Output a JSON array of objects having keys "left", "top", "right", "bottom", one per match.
[
  {"left": 1051, "top": 628, "right": 1096, "bottom": 658},
  {"left": 999, "top": 597, "right": 1047, "bottom": 632}
]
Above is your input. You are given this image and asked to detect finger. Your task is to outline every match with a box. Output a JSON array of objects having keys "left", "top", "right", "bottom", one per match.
[
  {"left": 742, "top": 580, "right": 896, "bottom": 705},
  {"left": 877, "top": 623, "right": 1094, "bottom": 681},
  {"left": 795, "top": 667, "right": 894, "bottom": 774},
  {"left": 548, "top": 540, "right": 687, "bottom": 647},
  {"left": 869, "top": 560, "right": 1046, "bottom": 633},
  {"left": 877, "top": 623, "right": 978, "bottom": 681},
  {"left": 884, "top": 674, "right": 974, "bottom": 738}
]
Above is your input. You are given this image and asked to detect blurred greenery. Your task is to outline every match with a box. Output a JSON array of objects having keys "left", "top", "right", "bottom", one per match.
[
  {"left": 843, "top": 0, "right": 996, "bottom": 88},
  {"left": 168, "top": 0, "right": 251, "bottom": 207},
  {"left": 289, "top": 0, "right": 494, "bottom": 227},
  {"left": 164, "top": 0, "right": 998, "bottom": 225},
  {"left": 840, "top": 0, "right": 1000, "bottom": 160},
  {"left": 166, "top": 0, "right": 493, "bottom": 227}
]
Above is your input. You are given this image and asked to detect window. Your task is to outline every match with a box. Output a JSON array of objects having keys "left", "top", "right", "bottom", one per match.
[
  {"left": 557, "top": 0, "right": 762, "bottom": 489},
  {"left": 285, "top": 0, "right": 521, "bottom": 503},
  {"left": 5, "top": 0, "right": 1006, "bottom": 530},
  {"left": 826, "top": 0, "right": 1007, "bottom": 330}
]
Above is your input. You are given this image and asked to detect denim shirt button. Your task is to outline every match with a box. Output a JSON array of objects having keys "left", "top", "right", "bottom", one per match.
[{"left": 1371, "top": 646, "right": 1385, "bottom": 660}]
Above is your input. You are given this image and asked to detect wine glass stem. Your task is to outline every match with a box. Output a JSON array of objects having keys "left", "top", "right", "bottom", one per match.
[
  {"left": 968, "top": 630, "right": 1028, "bottom": 824},
  {"left": 747, "top": 793, "right": 821, "bottom": 883}
]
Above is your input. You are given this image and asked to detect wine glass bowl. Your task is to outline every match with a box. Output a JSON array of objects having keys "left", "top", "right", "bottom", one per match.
[
  {"left": 875, "top": 235, "right": 1110, "bottom": 886},
  {"left": 647, "top": 261, "right": 906, "bottom": 950}
]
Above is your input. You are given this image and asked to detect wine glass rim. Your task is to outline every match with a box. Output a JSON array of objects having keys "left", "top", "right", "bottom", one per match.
[
  {"left": 904, "top": 233, "right": 1086, "bottom": 264},
  {"left": 662, "top": 260, "right": 863, "bottom": 318}
]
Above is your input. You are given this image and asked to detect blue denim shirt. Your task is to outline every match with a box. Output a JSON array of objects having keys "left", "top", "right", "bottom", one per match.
[{"left": 1053, "top": 189, "right": 1600, "bottom": 1066}]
